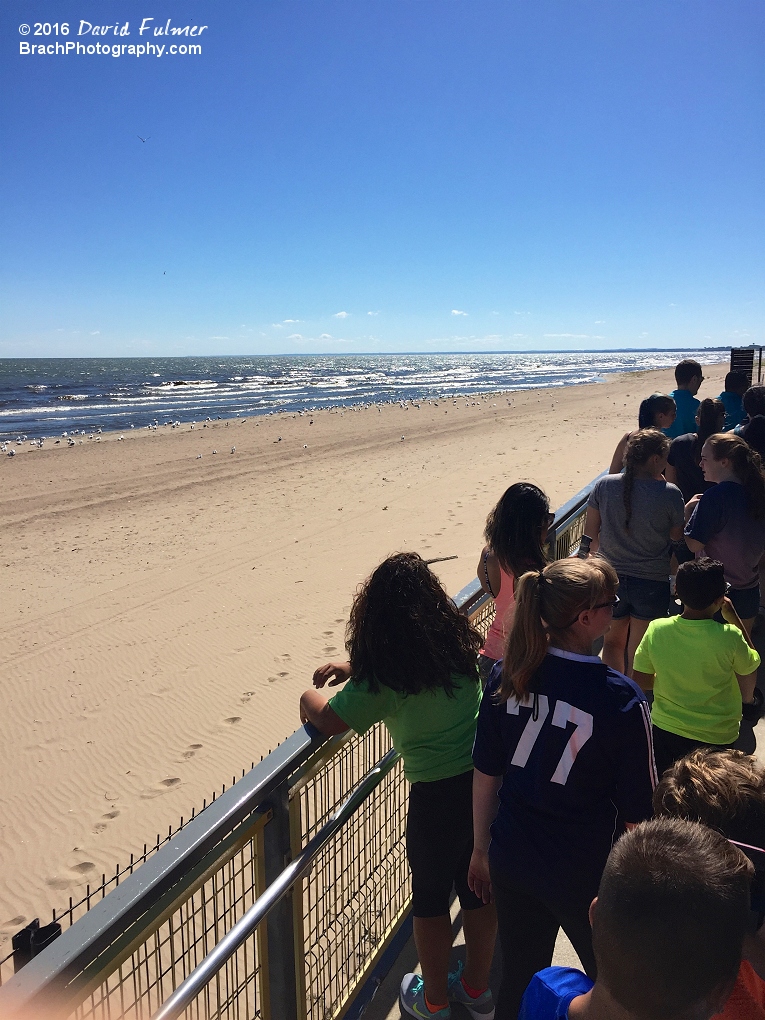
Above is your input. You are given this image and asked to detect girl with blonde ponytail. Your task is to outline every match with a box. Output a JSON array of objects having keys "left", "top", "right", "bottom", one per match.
[
  {"left": 582, "top": 428, "right": 685, "bottom": 676},
  {"left": 469, "top": 558, "right": 656, "bottom": 1020},
  {"left": 685, "top": 433, "right": 765, "bottom": 636}
]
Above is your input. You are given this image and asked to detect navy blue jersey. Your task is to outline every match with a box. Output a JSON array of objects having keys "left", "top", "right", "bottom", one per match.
[{"left": 473, "top": 649, "right": 656, "bottom": 907}]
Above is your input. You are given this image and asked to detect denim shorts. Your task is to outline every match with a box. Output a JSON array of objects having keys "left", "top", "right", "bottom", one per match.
[
  {"left": 728, "top": 585, "right": 761, "bottom": 621},
  {"left": 613, "top": 574, "right": 671, "bottom": 622}
]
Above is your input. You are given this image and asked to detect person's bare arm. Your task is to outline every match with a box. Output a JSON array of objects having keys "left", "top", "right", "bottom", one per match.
[
  {"left": 632, "top": 669, "right": 655, "bottom": 692},
  {"left": 312, "top": 661, "right": 352, "bottom": 687},
  {"left": 299, "top": 689, "right": 350, "bottom": 735},
  {"left": 609, "top": 433, "right": 631, "bottom": 475},
  {"left": 669, "top": 525, "right": 684, "bottom": 542},
  {"left": 467, "top": 770, "right": 503, "bottom": 904},
  {"left": 665, "top": 463, "right": 678, "bottom": 486},
  {"left": 736, "top": 672, "right": 757, "bottom": 705},
  {"left": 721, "top": 598, "right": 756, "bottom": 650},
  {"left": 476, "top": 546, "right": 502, "bottom": 598}
]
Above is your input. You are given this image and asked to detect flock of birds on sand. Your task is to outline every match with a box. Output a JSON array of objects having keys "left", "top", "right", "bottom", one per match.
[{"left": 1, "top": 394, "right": 547, "bottom": 459}]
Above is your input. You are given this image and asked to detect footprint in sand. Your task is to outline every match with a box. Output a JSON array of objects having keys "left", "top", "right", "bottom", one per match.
[
  {"left": 323, "top": 647, "right": 337, "bottom": 654},
  {"left": 224, "top": 717, "right": 242, "bottom": 725},
  {"left": 6, "top": 916, "right": 26, "bottom": 927},
  {"left": 92, "top": 822, "right": 107, "bottom": 834},
  {"left": 189, "top": 743, "right": 203, "bottom": 750},
  {"left": 160, "top": 777, "right": 181, "bottom": 787},
  {"left": 267, "top": 676, "right": 279, "bottom": 683},
  {"left": 103, "top": 810, "right": 120, "bottom": 820},
  {"left": 46, "top": 878, "right": 71, "bottom": 891},
  {"left": 323, "top": 631, "right": 334, "bottom": 637},
  {"left": 71, "top": 862, "right": 95, "bottom": 874},
  {"left": 182, "top": 750, "right": 196, "bottom": 759},
  {"left": 240, "top": 691, "right": 255, "bottom": 704}
]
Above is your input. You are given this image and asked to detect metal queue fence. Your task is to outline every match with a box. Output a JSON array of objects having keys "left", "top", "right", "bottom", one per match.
[{"left": 0, "top": 474, "right": 601, "bottom": 1020}]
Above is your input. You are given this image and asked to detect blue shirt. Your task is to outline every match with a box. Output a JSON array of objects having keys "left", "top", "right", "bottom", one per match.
[
  {"left": 520, "top": 968, "right": 593, "bottom": 1019},
  {"left": 720, "top": 391, "right": 745, "bottom": 431},
  {"left": 664, "top": 389, "right": 700, "bottom": 439},
  {"left": 473, "top": 650, "right": 656, "bottom": 908},
  {"left": 685, "top": 480, "right": 765, "bottom": 590}
]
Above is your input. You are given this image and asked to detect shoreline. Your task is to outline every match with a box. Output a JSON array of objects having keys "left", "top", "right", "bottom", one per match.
[
  {"left": 0, "top": 361, "right": 728, "bottom": 939},
  {"left": 0, "top": 349, "right": 730, "bottom": 444}
]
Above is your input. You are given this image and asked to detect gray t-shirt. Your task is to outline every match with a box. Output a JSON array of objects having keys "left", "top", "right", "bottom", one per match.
[{"left": 588, "top": 475, "right": 685, "bottom": 580}]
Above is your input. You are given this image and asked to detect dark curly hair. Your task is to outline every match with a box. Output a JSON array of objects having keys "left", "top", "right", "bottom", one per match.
[
  {"left": 346, "top": 552, "right": 482, "bottom": 696},
  {"left": 483, "top": 482, "right": 550, "bottom": 578}
]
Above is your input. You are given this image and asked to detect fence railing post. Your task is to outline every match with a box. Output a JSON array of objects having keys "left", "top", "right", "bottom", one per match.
[{"left": 263, "top": 780, "right": 300, "bottom": 1020}]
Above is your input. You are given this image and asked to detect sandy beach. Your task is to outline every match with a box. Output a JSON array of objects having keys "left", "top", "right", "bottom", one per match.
[{"left": 0, "top": 361, "right": 728, "bottom": 944}]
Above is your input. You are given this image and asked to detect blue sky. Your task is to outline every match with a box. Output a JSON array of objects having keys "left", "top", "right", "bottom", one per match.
[{"left": 1, "top": 0, "right": 763, "bottom": 357}]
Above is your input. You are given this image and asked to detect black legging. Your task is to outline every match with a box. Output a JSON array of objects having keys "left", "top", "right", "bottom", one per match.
[{"left": 490, "top": 862, "right": 597, "bottom": 1019}]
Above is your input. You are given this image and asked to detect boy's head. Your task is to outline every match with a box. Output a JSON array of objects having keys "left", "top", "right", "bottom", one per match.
[
  {"left": 654, "top": 748, "right": 765, "bottom": 852},
  {"left": 744, "top": 385, "right": 765, "bottom": 420},
  {"left": 592, "top": 818, "right": 752, "bottom": 1020},
  {"left": 675, "top": 359, "right": 704, "bottom": 393},
  {"left": 725, "top": 371, "right": 750, "bottom": 396},
  {"left": 675, "top": 557, "right": 726, "bottom": 611}
]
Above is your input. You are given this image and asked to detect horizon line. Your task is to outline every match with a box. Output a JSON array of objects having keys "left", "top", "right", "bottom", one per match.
[{"left": 0, "top": 345, "right": 737, "bottom": 361}]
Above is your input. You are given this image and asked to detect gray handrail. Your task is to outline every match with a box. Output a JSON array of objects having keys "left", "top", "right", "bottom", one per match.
[
  {"left": 0, "top": 725, "right": 328, "bottom": 1017},
  {"left": 0, "top": 468, "right": 604, "bottom": 1018},
  {"left": 151, "top": 748, "right": 401, "bottom": 1020}
]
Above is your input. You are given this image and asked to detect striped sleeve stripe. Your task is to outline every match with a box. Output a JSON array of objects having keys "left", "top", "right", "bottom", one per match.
[{"left": 640, "top": 700, "right": 659, "bottom": 788}]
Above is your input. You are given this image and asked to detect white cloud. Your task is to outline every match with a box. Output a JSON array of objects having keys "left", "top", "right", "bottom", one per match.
[
  {"left": 320, "top": 333, "right": 333, "bottom": 340},
  {"left": 595, "top": 320, "right": 605, "bottom": 324},
  {"left": 272, "top": 323, "right": 283, "bottom": 328},
  {"left": 287, "top": 333, "right": 303, "bottom": 340},
  {"left": 283, "top": 319, "right": 300, "bottom": 323},
  {"left": 451, "top": 309, "right": 468, "bottom": 316},
  {"left": 639, "top": 332, "right": 649, "bottom": 338},
  {"left": 669, "top": 303, "right": 676, "bottom": 307},
  {"left": 333, "top": 311, "right": 349, "bottom": 319},
  {"left": 367, "top": 310, "right": 380, "bottom": 316},
  {"left": 492, "top": 311, "right": 499, "bottom": 316},
  {"left": 90, "top": 330, "right": 100, "bottom": 335},
  {"left": 209, "top": 335, "right": 230, "bottom": 340},
  {"left": 544, "top": 333, "right": 591, "bottom": 339}
]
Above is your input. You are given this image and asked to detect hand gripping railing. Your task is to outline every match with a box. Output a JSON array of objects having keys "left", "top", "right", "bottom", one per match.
[{"left": 151, "top": 747, "right": 401, "bottom": 1020}]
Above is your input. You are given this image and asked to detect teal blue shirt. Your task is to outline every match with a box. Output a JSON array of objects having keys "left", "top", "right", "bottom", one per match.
[{"left": 663, "top": 389, "right": 700, "bottom": 439}]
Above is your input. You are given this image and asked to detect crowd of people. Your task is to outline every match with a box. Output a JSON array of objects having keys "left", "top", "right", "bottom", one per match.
[{"left": 298, "top": 357, "right": 765, "bottom": 1020}]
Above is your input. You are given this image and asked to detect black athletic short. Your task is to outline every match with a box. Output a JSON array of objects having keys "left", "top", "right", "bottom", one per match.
[{"left": 406, "top": 768, "right": 484, "bottom": 917}]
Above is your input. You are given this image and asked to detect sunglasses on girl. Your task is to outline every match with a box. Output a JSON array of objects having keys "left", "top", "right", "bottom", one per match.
[{"left": 562, "top": 595, "right": 620, "bottom": 629}]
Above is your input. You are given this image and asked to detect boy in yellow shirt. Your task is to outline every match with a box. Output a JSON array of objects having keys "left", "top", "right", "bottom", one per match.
[{"left": 633, "top": 557, "right": 760, "bottom": 778}]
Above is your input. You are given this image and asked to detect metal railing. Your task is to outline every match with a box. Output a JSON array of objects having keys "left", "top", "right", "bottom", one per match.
[{"left": 0, "top": 473, "right": 600, "bottom": 1020}]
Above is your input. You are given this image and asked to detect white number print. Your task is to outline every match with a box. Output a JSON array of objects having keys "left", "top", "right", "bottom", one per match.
[
  {"left": 507, "top": 696, "right": 594, "bottom": 786},
  {"left": 507, "top": 694, "right": 549, "bottom": 767},
  {"left": 550, "top": 701, "right": 594, "bottom": 785}
]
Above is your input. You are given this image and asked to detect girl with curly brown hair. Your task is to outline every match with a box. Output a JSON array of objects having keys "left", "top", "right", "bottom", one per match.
[
  {"left": 299, "top": 552, "right": 497, "bottom": 1020},
  {"left": 581, "top": 428, "right": 685, "bottom": 676}
]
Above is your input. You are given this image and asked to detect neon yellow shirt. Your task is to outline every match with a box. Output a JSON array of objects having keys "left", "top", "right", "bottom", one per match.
[
  {"left": 329, "top": 672, "right": 480, "bottom": 784},
  {"left": 633, "top": 617, "right": 760, "bottom": 744}
]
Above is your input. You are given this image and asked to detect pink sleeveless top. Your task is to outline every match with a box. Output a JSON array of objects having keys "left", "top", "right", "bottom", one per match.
[{"left": 481, "top": 565, "right": 516, "bottom": 660}]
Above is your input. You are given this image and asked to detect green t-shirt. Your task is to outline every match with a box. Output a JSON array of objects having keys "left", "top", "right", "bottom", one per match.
[
  {"left": 633, "top": 617, "right": 761, "bottom": 745},
  {"left": 329, "top": 672, "right": 480, "bottom": 784}
]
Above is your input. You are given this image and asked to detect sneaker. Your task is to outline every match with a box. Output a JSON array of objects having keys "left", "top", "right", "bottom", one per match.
[
  {"left": 400, "top": 973, "right": 452, "bottom": 1018},
  {"left": 447, "top": 961, "right": 495, "bottom": 1020}
]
